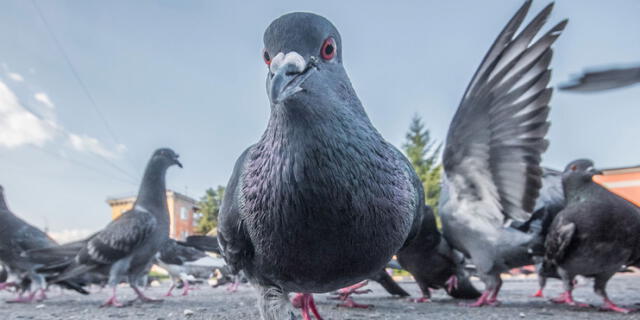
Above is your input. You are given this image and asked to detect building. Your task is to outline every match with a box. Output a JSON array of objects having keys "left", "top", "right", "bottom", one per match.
[
  {"left": 594, "top": 165, "right": 640, "bottom": 207},
  {"left": 106, "top": 190, "right": 200, "bottom": 240}
]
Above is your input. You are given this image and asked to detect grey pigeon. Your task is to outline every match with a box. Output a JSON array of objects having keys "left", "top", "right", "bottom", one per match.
[
  {"left": 0, "top": 185, "right": 88, "bottom": 302},
  {"left": 396, "top": 205, "right": 481, "bottom": 302},
  {"left": 439, "top": 1, "right": 567, "bottom": 307},
  {"left": 218, "top": 12, "right": 426, "bottom": 320},
  {"left": 543, "top": 159, "right": 640, "bottom": 313},
  {"left": 559, "top": 65, "right": 640, "bottom": 92},
  {"left": 41, "top": 148, "right": 182, "bottom": 307},
  {"left": 155, "top": 238, "right": 224, "bottom": 296}
]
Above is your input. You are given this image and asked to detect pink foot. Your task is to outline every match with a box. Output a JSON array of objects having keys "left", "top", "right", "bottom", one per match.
[
  {"left": 226, "top": 281, "right": 239, "bottom": 293},
  {"left": 181, "top": 282, "right": 190, "bottom": 296},
  {"left": 408, "top": 297, "right": 430, "bottom": 303},
  {"left": 461, "top": 291, "right": 492, "bottom": 307},
  {"left": 601, "top": 299, "right": 632, "bottom": 313},
  {"left": 0, "top": 282, "right": 17, "bottom": 291},
  {"left": 532, "top": 289, "right": 544, "bottom": 298},
  {"left": 337, "top": 297, "right": 373, "bottom": 309},
  {"left": 292, "top": 293, "right": 324, "bottom": 320},
  {"left": 100, "top": 295, "right": 124, "bottom": 308},
  {"left": 550, "top": 291, "right": 590, "bottom": 308},
  {"left": 445, "top": 275, "right": 459, "bottom": 293}
]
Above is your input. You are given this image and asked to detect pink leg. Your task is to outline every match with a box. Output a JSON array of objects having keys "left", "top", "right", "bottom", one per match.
[
  {"left": 330, "top": 280, "right": 373, "bottom": 308},
  {"left": 100, "top": 288, "right": 124, "bottom": 307},
  {"left": 226, "top": 280, "right": 239, "bottom": 292},
  {"left": 487, "top": 280, "right": 502, "bottom": 305},
  {"left": 35, "top": 289, "right": 47, "bottom": 301},
  {"left": 445, "top": 275, "right": 459, "bottom": 293},
  {"left": 550, "top": 291, "right": 590, "bottom": 308},
  {"left": 181, "top": 281, "right": 190, "bottom": 296},
  {"left": 132, "top": 286, "right": 162, "bottom": 303},
  {"left": 292, "top": 293, "right": 324, "bottom": 320},
  {"left": 601, "top": 298, "right": 633, "bottom": 313},
  {"left": 165, "top": 283, "right": 175, "bottom": 297}
]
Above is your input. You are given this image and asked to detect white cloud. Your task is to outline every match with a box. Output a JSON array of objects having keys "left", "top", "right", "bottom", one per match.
[
  {"left": 68, "top": 133, "right": 124, "bottom": 159},
  {"left": 0, "top": 82, "right": 56, "bottom": 148},
  {"left": 8, "top": 72, "right": 24, "bottom": 82},
  {"left": 34, "top": 92, "right": 54, "bottom": 108},
  {"left": 48, "top": 228, "right": 94, "bottom": 244},
  {"left": 0, "top": 80, "right": 125, "bottom": 160}
]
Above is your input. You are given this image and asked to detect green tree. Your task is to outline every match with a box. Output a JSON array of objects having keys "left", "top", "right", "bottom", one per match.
[
  {"left": 195, "top": 185, "right": 226, "bottom": 235},
  {"left": 402, "top": 114, "right": 443, "bottom": 223}
]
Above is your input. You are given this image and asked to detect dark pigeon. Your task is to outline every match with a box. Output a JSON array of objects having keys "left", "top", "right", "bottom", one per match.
[
  {"left": 39, "top": 148, "right": 182, "bottom": 307},
  {"left": 397, "top": 205, "right": 481, "bottom": 302},
  {"left": 370, "top": 270, "right": 410, "bottom": 297},
  {"left": 439, "top": 1, "right": 567, "bottom": 307},
  {"left": 511, "top": 167, "right": 563, "bottom": 298},
  {"left": 0, "top": 185, "right": 88, "bottom": 302},
  {"left": 155, "top": 238, "right": 224, "bottom": 296},
  {"left": 184, "top": 235, "right": 221, "bottom": 255},
  {"left": 218, "top": 12, "right": 426, "bottom": 320},
  {"left": 559, "top": 65, "right": 640, "bottom": 92},
  {"left": 543, "top": 159, "right": 640, "bottom": 313}
]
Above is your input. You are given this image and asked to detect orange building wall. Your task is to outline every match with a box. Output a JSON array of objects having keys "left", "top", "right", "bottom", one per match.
[
  {"left": 107, "top": 191, "right": 198, "bottom": 240},
  {"left": 594, "top": 171, "right": 640, "bottom": 207}
]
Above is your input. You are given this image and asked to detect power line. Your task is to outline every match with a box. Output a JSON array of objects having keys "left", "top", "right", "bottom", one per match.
[{"left": 30, "top": 0, "right": 122, "bottom": 155}]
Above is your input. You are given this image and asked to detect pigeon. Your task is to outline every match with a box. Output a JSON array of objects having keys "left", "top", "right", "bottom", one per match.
[
  {"left": 510, "top": 167, "right": 563, "bottom": 298},
  {"left": 396, "top": 205, "right": 481, "bottom": 302},
  {"left": 543, "top": 159, "right": 640, "bottom": 313},
  {"left": 439, "top": 1, "right": 567, "bottom": 307},
  {"left": 155, "top": 238, "right": 224, "bottom": 296},
  {"left": 559, "top": 65, "right": 640, "bottom": 92},
  {"left": 217, "top": 12, "right": 427, "bottom": 320},
  {"left": 184, "top": 235, "right": 221, "bottom": 254},
  {"left": 0, "top": 185, "right": 88, "bottom": 302},
  {"left": 0, "top": 264, "right": 7, "bottom": 283},
  {"left": 39, "top": 148, "right": 182, "bottom": 307},
  {"left": 370, "top": 269, "right": 410, "bottom": 298}
]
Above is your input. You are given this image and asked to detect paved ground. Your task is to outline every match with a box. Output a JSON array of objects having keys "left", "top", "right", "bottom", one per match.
[{"left": 2, "top": 275, "right": 640, "bottom": 319}]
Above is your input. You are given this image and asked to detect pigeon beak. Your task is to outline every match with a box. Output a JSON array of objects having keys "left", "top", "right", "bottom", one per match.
[
  {"left": 173, "top": 155, "right": 183, "bottom": 168},
  {"left": 268, "top": 52, "right": 317, "bottom": 104}
]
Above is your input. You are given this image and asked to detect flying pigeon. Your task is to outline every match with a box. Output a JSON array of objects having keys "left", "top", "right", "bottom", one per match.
[
  {"left": 559, "top": 65, "right": 640, "bottom": 92},
  {"left": 217, "top": 12, "right": 427, "bottom": 320},
  {"left": 439, "top": 1, "right": 567, "bottom": 307},
  {"left": 0, "top": 185, "right": 89, "bottom": 302},
  {"left": 543, "top": 159, "right": 640, "bottom": 313},
  {"left": 155, "top": 238, "right": 225, "bottom": 296},
  {"left": 39, "top": 148, "right": 182, "bottom": 307}
]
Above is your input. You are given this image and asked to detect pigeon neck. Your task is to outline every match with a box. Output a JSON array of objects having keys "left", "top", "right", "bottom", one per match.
[{"left": 134, "top": 161, "right": 169, "bottom": 214}]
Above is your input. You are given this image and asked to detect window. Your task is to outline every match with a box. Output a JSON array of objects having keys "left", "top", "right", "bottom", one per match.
[
  {"left": 180, "top": 207, "right": 188, "bottom": 220},
  {"left": 181, "top": 231, "right": 189, "bottom": 240}
]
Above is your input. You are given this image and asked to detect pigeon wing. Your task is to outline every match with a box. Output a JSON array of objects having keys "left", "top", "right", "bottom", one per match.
[
  {"left": 78, "top": 209, "right": 156, "bottom": 265},
  {"left": 443, "top": 1, "right": 566, "bottom": 223},
  {"left": 217, "top": 147, "right": 254, "bottom": 274}
]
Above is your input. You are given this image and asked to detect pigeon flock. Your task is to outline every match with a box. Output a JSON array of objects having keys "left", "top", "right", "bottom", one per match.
[{"left": 1, "top": 1, "right": 639, "bottom": 319}]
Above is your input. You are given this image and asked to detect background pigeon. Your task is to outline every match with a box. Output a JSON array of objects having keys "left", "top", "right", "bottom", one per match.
[
  {"left": 396, "top": 205, "right": 480, "bottom": 302},
  {"left": 439, "top": 1, "right": 567, "bottom": 307},
  {"left": 217, "top": 12, "right": 425, "bottom": 320},
  {"left": 543, "top": 159, "right": 640, "bottom": 313},
  {"left": 39, "top": 148, "right": 182, "bottom": 307},
  {"left": 155, "top": 238, "right": 224, "bottom": 296},
  {"left": 0, "top": 185, "right": 88, "bottom": 302},
  {"left": 559, "top": 65, "right": 640, "bottom": 92}
]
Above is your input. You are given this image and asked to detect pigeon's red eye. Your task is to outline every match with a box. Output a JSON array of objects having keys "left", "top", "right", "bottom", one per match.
[
  {"left": 570, "top": 165, "right": 577, "bottom": 171},
  {"left": 321, "top": 37, "right": 336, "bottom": 60},
  {"left": 263, "top": 49, "right": 271, "bottom": 65}
]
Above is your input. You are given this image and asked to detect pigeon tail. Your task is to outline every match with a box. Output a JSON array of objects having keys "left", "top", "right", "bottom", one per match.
[
  {"left": 370, "top": 269, "right": 409, "bottom": 297},
  {"left": 184, "top": 235, "right": 221, "bottom": 254}
]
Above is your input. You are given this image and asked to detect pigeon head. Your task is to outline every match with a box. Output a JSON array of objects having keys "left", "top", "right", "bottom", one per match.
[
  {"left": 263, "top": 12, "right": 349, "bottom": 107},
  {"left": 562, "top": 159, "right": 602, "bottom": 187},
  {"left": 151, "top": 148, "right": 183, "bottom": 169}
]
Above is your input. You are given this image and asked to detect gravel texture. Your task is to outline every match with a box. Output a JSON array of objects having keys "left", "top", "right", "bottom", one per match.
[{"left": 2, "top": 275, "right": 640, "bottom": 319}]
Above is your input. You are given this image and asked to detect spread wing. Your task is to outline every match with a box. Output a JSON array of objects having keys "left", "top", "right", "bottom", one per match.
[
  {"left": 443, "top": 1, "right": 567, "bottom": 224},
  {"left": 78, "top": 209, "right": 156, "bottom": 265},
  {"left": 559, "top": 65, "right": 640, "bottom": 92},
  {"left": 217, "top": 147, "right": 254, "bottom": 274}
]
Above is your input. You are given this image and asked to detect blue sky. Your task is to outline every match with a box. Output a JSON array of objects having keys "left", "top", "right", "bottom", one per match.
[{"left": 0, "top": 1, "right": 638, "bottom": 238}]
